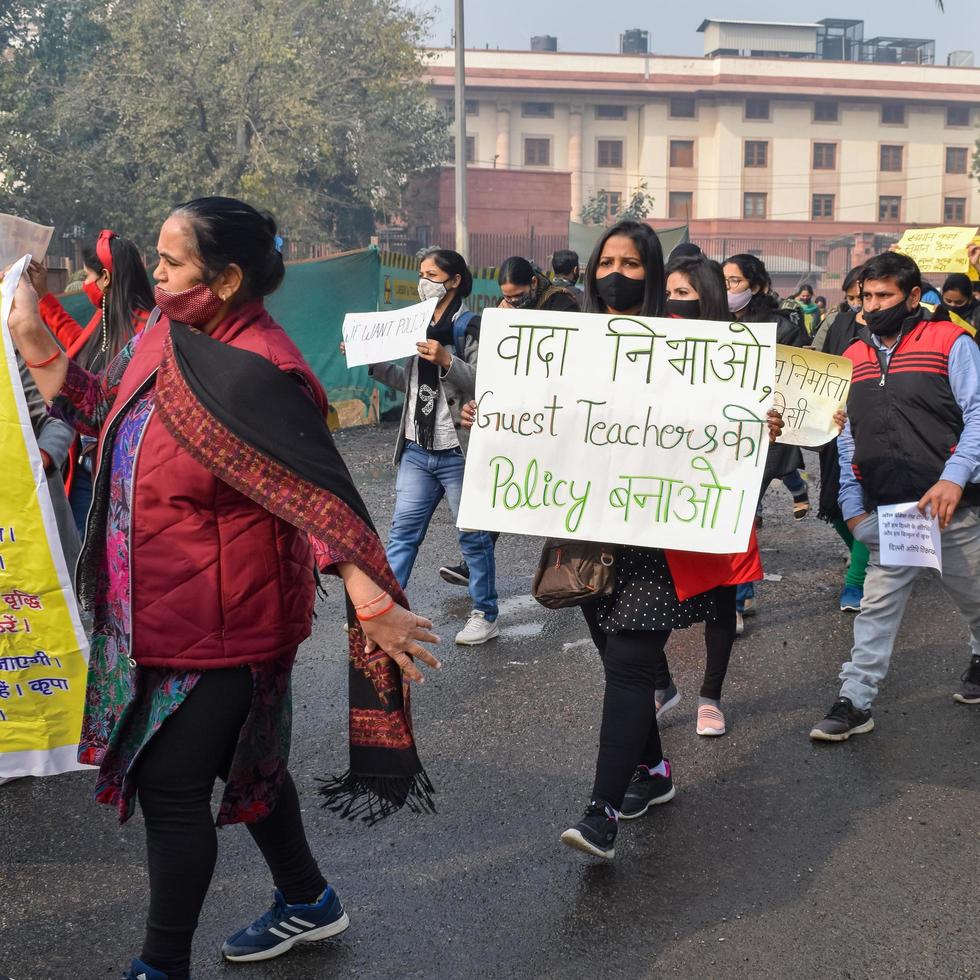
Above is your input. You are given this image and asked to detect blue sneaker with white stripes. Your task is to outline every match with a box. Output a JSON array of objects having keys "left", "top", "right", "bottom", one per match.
[
  {"left": 122, "top": 959, "right": 168, "bottom": 980},
  {"left": 221, "top": 886, "right": 350, "bottom": 963}
]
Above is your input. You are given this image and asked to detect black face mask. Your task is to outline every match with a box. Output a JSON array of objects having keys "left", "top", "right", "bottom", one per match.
[
  {"left": 507, "top": 289, "right": 535, "bottom": 310},
  {"left": 665, "top": 298, "right": 701, "bottom": 320},
  {"left": 595, "top": 272, "right": 646, "bottom": 313},
  {"left": 864, "top": 299, "right": 912, "bottom": 337}
]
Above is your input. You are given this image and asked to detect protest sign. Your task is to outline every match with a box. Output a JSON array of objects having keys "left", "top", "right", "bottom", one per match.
[
  {"left": 895, "top": 226, "right": 980, "bottom": 281},
  {"left": 878, "top": 502, "right": 942, "bottom": 573},
  {"left": 342, "top": 297, "right": 437, "bottom": 367},
  {"left": 457, "top": 309, "right": 777, "bottom": 554},
  {"left": 0, "top": 214, "right": 53, "bottom": 271},
  {"left": 0, "top": 257, "right": 90, "bottom": 778},
  {"left": 773, "top": 344, "right": 852, "bottom": 447}
]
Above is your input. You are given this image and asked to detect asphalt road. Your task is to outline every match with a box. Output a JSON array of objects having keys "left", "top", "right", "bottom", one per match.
[{"left": 1, "top": 424, "right": 977, "bottom": 980}]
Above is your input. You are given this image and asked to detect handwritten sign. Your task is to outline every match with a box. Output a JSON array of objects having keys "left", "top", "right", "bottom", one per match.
[
  {"left": 342, "top": 297, "right": 437, "bottom": 367},
  {"left": 1, "top": 257, "right": 91, "bottom": 778},
  {"left": 773, "top": 345, "right": 852, "bottom": 447},
  {"left": 878, "top": 502, "right": 942, "bottom": 573},
  {"left": 896, "top": 226, "right": 980, "bottom": 281},
  {"left": 457, "top": 309, "right": 777, "bottom": 554}
]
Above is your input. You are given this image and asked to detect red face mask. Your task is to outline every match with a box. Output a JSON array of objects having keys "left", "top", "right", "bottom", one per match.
[
  {"left": 154, "top": 283, "right": 225, "bottom": 327},
  {"left": 83, "top": 279, "right": 104, "bottom": 309}
]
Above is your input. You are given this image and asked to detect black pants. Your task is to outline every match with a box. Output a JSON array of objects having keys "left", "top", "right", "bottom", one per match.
[
  {"left": 653, "top": 585, "right": 738, "bottom": 701},
  {"left": 582, "top": 604, "right": 668, "bottom": 811},
  {"left": 136, "top": 667, "right": 326, "bottom": 980}
]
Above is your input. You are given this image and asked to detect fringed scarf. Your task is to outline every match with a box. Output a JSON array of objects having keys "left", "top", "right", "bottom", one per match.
[{"left": 154, "top": 321, "right": 434, "bottom": 824}]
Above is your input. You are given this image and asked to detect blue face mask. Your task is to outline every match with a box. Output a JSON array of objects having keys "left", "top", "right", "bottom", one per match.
[{"left": 848, "top": 302, "right": 862, "bottom": 313}]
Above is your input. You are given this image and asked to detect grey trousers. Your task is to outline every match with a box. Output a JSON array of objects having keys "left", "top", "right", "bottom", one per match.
[{"left": 839, "top": 505, "right": 980, "bottom": 710}]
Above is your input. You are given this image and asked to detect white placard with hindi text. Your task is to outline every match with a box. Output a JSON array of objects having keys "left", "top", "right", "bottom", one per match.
[
  {"left": 457, "top": 308, "right": 777, "bottom": 554},
  {"left": 878, "top": 502, "right": 942, "bottom": 573},
  {"left": 342, "top": 298, "right": 437, "bottom": 367}
]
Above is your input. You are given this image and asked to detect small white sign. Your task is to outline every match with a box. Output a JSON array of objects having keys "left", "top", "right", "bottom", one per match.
[
  {"left": 342, "top": 298, "right": 437, "bottom": 367},
  {"left": 878, "top": 502, "right": 942, "bottom": 573}
]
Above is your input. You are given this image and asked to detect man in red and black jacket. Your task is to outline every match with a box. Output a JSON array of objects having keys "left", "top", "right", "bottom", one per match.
[{"left": 811, "top": 252, "right": 980, "bottom": 741}]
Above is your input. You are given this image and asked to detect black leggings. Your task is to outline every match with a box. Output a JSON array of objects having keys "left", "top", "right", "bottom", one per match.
[
  {"left": 136, "top": 667, "right": 326, "bottom": 980},
  {"left": 653, "top": 585, "right": 738, "bottom": 701},
  {"left": 582, "top": 604, "right": 668, "bottom": 811}
]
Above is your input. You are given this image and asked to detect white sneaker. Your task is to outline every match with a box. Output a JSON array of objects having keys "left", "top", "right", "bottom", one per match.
[{"left": 455, "top": 610, "right": 500, "bottom": 645}]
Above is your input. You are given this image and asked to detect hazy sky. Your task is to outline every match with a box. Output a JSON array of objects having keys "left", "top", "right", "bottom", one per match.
[{"left": 421, "top": 0, "right": 980, "bottom": 63}]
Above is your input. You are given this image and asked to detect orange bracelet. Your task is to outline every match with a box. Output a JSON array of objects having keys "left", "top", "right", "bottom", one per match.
[
  {"left": 356, "top": 599, "right": 395, "bottom": 622},
  {"left": 25, "top": 348, "right": 62, "bottom": 369},
  {"left": 354, "top": 591, "right": 388, "bottom": 611}
]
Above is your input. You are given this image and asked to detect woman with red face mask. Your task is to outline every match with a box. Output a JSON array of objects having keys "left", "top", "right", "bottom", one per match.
[{"left": 28, "top": 232, "right": 154, "bottom": 532}]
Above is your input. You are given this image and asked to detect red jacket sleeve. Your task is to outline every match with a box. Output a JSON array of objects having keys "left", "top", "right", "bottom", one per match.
[{"left": 38, "top": 293, "right": 98, "bottom": 352}]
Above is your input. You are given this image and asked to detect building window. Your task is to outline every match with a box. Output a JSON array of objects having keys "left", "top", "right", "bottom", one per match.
[
  {"left": 524, "top": 137, "right": 551, "bottom": 167},
  {"left": 745, "top": 97, "right": 770, "bottom": 120},
  {"left": 669, "top": 96, "right": 696, "bottom": 119},
  {"left": 947, "top": 105, "right": 970, "bottom": 127},
  {"left": 448, "top": 136, "right": 476, "bottom": 165},
  {"left": 944, "top": 197, "right": 967, "bottom": 223},
  {"left": 606, "top": 191, "right": 623, "bottom": 220},
  {"left": 814, "top": 100, "right": 839, "bottom": 122},
  {"left": 744, "top": 141, "right": 768, "bottom": 168},
  {"left": 597, "top": 139, "right": 624, "bottom": 168},
  {"left": 441, "top": 99, "right": 479, "bottom": 120},
  {"left": 879, "top": 145, "right": 904, "bottom": 172},
  {"left": 946, "top": 147, "right": 969, "bottom": 174},
  {"left": 668, "top": 192, "right": 693, "bottom": 220},
  {"left": 669, "top": 140, "right": 694, "bottom": 168},
  {"left": 813, "top": 143, "right": 837, "bottom": 170},
  {"left": 881, "top": 103, "right": 906, "bottom": 125},
  {"left": 812, "top": 194, "right": 835, "bottom": 220},
  {"left": 878, "top": 196, "right": 901, "bottom": 221},
  {"left": 595, "top": 105, "right": 627, "bottom": 120},
  {"left": 521, "top": 101, "right": 554, "bottom": 119},
  {"left": 743, "top": 193, "right": 767, "bottom": 219}
]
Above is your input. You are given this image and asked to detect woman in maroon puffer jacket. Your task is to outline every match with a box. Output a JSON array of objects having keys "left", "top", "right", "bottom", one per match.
[{"left": 8, "top": 197, "right": 440, "bottom": 980}]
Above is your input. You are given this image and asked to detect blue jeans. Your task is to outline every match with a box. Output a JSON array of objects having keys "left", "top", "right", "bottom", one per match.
[
  {"left": 736, "top": 582, "right": 755, "bottom": 612},
  {"left": 69, "top": 456, "right": 93, "bottom": 536},
  {"left": 386, "top": 442, "right": 498, "bottom": 620}
]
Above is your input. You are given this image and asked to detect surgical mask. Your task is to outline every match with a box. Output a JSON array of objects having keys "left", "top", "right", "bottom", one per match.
[
  {"left": 154, "top": 282, "right": 225, "bottom": 326},
  {"left": 864, "top": 299, "right": 911, "bottom": 337},
  {"left": 83, "top": 279, "right": 104, "bottom": 309},
  {"left": 418, "top": 278, "right": 448, "bottom": 303},
  {"left": 595, "top": 272, "right": 646, "bottom": 312},
  {"left": 848, "top": 302, "right": 862, "bottom": 313},
  {"left": 665, "top": 298, "right": 701, "bottom": 320},
  {"left": 727, "top": 288, "right": 753, "bottom": 314},
  {"left": 506, "top": 290, "right": 535, "bottom": 310}
]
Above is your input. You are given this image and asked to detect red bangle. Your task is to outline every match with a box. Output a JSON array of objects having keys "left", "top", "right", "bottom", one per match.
[
  {"left": 25, "top": 348, "right": 62, "bottom": 370},
  {"left": 356, "top": 599, "right": 395, "bottom": 622},
  {"left": 354, "top": 591, "right": 388, "bottom": 611}
]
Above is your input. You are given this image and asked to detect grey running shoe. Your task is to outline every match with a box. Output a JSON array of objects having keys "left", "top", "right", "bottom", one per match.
[
  {"left": 953, "top": 654, "right": 980, "bottom": 704},
  {"left": 809, "top": 697, "right": 874, "bottom": 742}
]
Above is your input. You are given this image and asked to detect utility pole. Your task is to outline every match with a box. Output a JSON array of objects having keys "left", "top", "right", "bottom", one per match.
[{"left": 454, "top": 0, "right": 468, "bottom": 256}]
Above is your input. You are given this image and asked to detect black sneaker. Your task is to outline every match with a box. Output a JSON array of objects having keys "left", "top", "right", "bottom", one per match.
[
  {"left": 953, "top": 654, "right": 980, "bottom": 704},
  {"left": 809, "top": 697, "right": 874, "bottom": 742},
  {"left": 439, "top": 562, "right": 469, "bottom": 586},
  {"left": 620, "top": 761, "right": 676, "bottom": 820},
  {"left": 560, "top": 800, "right": 618, "bottom": 859}
]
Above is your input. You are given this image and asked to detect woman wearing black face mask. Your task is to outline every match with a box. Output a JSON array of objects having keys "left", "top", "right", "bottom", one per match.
[
  {"left": 656, "top": 255, "right": 773, "bottom": 737},
  {"left": 560, "top": 224, "right": 780, "bottom": 860},
  {"left": 497, "top": 255, "right": 579, "bottom": 312}
]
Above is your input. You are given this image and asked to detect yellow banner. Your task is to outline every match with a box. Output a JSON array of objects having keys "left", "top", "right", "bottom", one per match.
[
  {"left": 773, "top": 344, "right": 853, "bottom": 448},
  {"left": 0, "top": 256, "right": 90, "bottom": 776},
  {"left": 895, "top": 226, "right": 980, "bottom": 281}
]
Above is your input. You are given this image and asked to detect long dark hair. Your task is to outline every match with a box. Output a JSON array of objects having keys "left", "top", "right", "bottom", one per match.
[
  {"left": 838, "top": 265, "right": 865, "bottom": 312},
  {"left": 498, "top": 255, "right": 536, "bottom": 287},
  {"left": 172, "top": 196, "right": 285, "bottom": 300},
  {"left": 584, "top": 220, "right": 665, "bottom": 317},
  {"left": 76, "top": 234, "right": 154, "bottom": 372},
  {"left": 665, "top": 254, "right": 729, "bottom": 321}
]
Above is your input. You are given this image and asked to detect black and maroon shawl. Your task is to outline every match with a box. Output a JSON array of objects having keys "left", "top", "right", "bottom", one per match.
[{"left": 154, "top": 322, "right": 433, "bottom": 824}]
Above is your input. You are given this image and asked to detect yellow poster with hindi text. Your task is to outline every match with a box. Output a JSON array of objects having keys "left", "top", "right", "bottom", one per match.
[{"left": 0, "top": 256, "right": 90, "bottom": 777}]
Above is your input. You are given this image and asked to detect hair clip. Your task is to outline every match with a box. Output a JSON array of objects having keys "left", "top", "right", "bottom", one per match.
[{"left": 274, "top": 235, "right": 284, "bottom": 253}]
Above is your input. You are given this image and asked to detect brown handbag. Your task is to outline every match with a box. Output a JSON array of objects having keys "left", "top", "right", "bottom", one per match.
[{"left": 531, "top": 538, "right": 618, "bottom": 609}]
